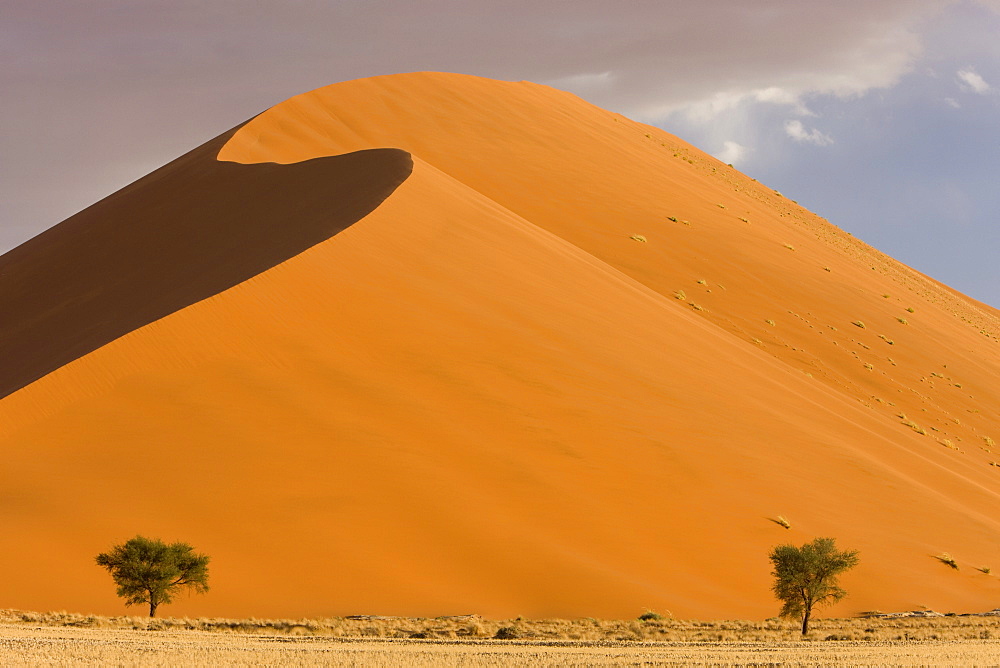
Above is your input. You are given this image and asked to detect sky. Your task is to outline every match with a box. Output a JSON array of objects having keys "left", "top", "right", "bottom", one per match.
[{"left": 3, "top": 0, "right": 999, "bottom": 306}]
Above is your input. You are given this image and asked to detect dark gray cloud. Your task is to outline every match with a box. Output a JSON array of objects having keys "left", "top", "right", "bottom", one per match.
[{"left": 3, "top": 0, "right": 997, "bottom": 303}]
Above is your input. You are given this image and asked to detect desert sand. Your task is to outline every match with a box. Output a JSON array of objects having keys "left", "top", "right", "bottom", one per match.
[
  {"left": 1, "top": 72, "right": 998, "bottom": 622},
  {"left": 4, "top": 610, "right": 1000, "bottom": 667}
]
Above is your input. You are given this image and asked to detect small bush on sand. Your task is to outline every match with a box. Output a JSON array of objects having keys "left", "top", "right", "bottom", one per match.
[{"left": 934, "top": 553, "right": 959, "bottom": 570}]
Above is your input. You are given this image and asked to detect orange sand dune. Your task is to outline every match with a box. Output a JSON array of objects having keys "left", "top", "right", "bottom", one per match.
[{"left": 1, "top": 72, "right": 999, "bottom": 621}]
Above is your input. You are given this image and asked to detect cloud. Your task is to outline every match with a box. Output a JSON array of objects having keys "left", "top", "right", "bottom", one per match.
[
  {"left": 715, "top": 141, "right": 749, "bottom": 165},
  {"left": 957, "top": 68, "right": 992, "bottom": 94},
  {"left": 944, "top": 97, "right": 962, "bottom": 108},
  {"left": 785, "top": 120, "right": 834, "bottom": 146}
]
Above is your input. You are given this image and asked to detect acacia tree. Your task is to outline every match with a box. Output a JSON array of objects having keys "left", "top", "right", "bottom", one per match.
[
  {"left": 95, "top": 535, "right": 210, "bottom": 617},
  {"left": 769, "top": 537, "right": 859, "bottom": 635}
]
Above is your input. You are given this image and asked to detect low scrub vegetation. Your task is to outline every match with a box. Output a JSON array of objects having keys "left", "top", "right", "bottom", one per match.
[
  {"left": 4, "top": 608, "right": 1000, "bottom": 643},
  {"left": 934, "top": 553, "right": 960, "bottom": 570}
]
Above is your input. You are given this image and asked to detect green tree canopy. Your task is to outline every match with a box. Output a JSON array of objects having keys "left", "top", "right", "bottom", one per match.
[
  {"left": 769, "top": 537, "right": 859, "bottom": 635},
  {"left": 95, "top": 535, "right": 210, "bottom": 617}
]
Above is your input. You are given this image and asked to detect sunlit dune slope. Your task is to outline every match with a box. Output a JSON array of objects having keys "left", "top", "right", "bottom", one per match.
[{"left": 1, "top": 72, "right": 999, "bottom": 621}]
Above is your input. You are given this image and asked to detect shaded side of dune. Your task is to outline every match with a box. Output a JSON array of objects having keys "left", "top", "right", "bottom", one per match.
[{"left": 0, "top": 130, "right": 412, "bottom": 399}]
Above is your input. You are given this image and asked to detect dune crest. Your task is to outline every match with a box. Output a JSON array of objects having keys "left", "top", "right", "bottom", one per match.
[
  {"left": 1, "top": 72, "right": 999, "bottom": 620},
  {"left": 0, "top": 125, "right": 410, "bottom": 399}
]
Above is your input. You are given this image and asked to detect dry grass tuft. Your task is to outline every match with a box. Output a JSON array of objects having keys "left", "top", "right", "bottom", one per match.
[
  {"left": 934, "top": 553, "right": 960, "bottom": 570},
  {"left": 7, "top": 608, "right": 1000, "bottom": 646},
  {"left": 769, "top": 515, "right": 792, "bottom": 529}
]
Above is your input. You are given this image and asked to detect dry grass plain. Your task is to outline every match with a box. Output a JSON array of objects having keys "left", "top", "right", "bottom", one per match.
[{"left": 4, "top": 610, "right": 1000, "bottom": 666}]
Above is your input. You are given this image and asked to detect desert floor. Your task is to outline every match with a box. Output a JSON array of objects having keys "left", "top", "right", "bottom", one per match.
[
  {"left": 4, "top": 625, "right": 1000, "bottom": 667},
  {"left": 3, "top": 611, "right": 1000, "bottom": 666}
]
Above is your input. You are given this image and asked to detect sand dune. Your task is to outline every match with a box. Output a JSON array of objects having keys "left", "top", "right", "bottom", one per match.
[
  {"left": 0, "top": 126, "right": 409, "bottom": 399},
  {"left": 1, "top": 72, "right": 998, "bottom": 621}
]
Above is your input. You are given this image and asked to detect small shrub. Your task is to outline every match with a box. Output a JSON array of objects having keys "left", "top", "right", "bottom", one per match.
[
  {"left": 765, "top": 319, "right": 776, "bottom": 326},
  {"left": 934, "top": 553, "right": 959, "bottom": 570},
  {"left": 783, "top": 243, "right": 795, "bottom": 251},
  {"left": 897, "top": 317, "right": 909, "bottom": 325},
  {"left": 770, "top": 516, "right": 792, "bottom": 529},
  {"left": 494, "top": 626, "right": 520, "bottom": 639},
  {"left": 852, "top": 321, "right": 866, "bottom": 329},
  {"left": 906, "top": 307, "right": 915, "bottom": 313},
  {"left": 674, "top": 290, "right": 687, "bottom": 300},
  {"left": 667, "top": 216, "right": 678, "bottom": 222},
  {"left": 629, "top": 234, "right": 647, "bottom": 242},
  {"left": 638, "top": 610, "right": 664, "bottom": 621},
  {"left": 977, "top": 566, "right": 992, "bottom": 574}
]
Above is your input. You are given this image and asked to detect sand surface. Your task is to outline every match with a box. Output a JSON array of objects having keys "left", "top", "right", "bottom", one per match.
[
  {"left": 1, "top": 72, "right": 999, "bottom": 621},
  {"left": 3, "top": 624, "right": 999, "bottom": 667}
]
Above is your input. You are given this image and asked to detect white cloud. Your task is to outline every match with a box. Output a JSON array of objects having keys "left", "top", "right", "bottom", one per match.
[
  {"left": 753, "top": 87, "right": 816, "bottom": 116},
  {"left": 785, "top": 120, "right": 834, "bottom": 146},
  {"left": 531, "top": 1, "right": 945, "bottom": 122},
  {"left": 957, "top": 68, "right": 992, "bottom": 94},
  {"left": 944, "top": 97, "right": 961, "bottom": 108},
  {"left": 715, "top": 141, "right": 748, "bottom": 165}
]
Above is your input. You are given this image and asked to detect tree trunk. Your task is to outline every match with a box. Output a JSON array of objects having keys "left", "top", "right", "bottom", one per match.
[
  {"left": 149, "top": 600, "right": 158, "bottom": 617},
  {"left": 801, "top": 607, "right": 811, "bottom": 635}
]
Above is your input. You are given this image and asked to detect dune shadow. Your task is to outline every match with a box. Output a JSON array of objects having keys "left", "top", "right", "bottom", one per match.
[{"left": 0, "top": 126, "right": 412, "bottom": 399}]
